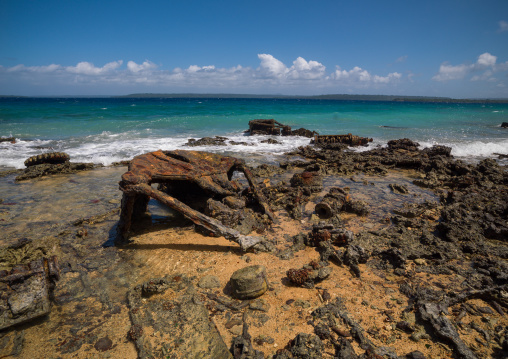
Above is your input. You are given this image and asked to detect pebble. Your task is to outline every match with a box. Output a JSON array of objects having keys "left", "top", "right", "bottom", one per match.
[
  {"left": 294, "top": 299, "right": 311, "bottom": 308},
  {"left": 225, "top": 318, "right": 243, "bottom": 329},
  {"left": 94, "top": 337, "right": 113, "bottom": 352},
  {"left": 229, "top": 326, "right": 243, "bottom": 336},
  {"left": 414, "top": 258, "right": 426, "bottom": 265},
  {"left": 249, "top": 298, "right": 270, "bottom": 312},
  {"left": 240, "top": 255, "right": 251, "bottom": 263},
  {"left": 197, "top": 275, "right": 221, "bottom": 289}
]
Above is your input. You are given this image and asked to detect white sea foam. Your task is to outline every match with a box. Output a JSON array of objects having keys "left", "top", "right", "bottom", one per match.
[
  {"left": 350, "top": 137, "right": 508, "bottom": 162},
  {"left": 2, "top": 132, "right": 506, "bottom": 170}
]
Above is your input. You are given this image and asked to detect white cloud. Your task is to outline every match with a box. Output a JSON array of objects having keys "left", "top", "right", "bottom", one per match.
[
  {"left": 432, "top": 52, "right": 506, "bottom": 82},
  {"left": 67, "top": 61, "right": 123, "bottom": 75},
  {"left": 1, "top": 54, "right": 405, "bottom": 94},
  {"left": 432, "top": 63, "right": 472, "bottom": 81},
  {"left": 331, "top": 66, "right": 401, "bottom": 85},
  {"left": 499, "top": 20, "right": 508, "bottom": 32},
  {"left": 287, "top": 57, "right": 326, "bottom": 80},
  {"left": 7, "top": 64, "right": 63, "bottom": 73},
  {"left": 477, "top": 53, "right": 496, "bottom": 67},
  {"left": 127, "top": 60, "right": 157, "bottom": 73},
  {"left": 374, "top": 72, "right": 402, "bottom": 83},
  {"left": 257, "top": 54, "right": 288, "bottom": 78},
  {"left": 332, "top": 66, "right": 371, "bottom": 82}
]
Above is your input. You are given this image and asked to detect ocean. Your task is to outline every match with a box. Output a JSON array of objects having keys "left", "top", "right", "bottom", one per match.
[{"left": 1, "top": 97, "right": 507, "bottom": 169}]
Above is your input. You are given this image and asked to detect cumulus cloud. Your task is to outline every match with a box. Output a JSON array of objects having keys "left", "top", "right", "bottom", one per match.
[
  {"left": 257, "top": 54, "right": 288, "bottom": 78},
  {"left": 1, "top": 54, "right": 404, "bottom": 94},
  {"left": 432, "top": 52, "right": 507, "bottom": 82},
  {"left": 287, "top": 57, "right": 326, "bottom": 80},
  {"left": 67, "top": 61, "right": 123, "bottom": 75},
  {"left": 477, "top": 53, "right": 497, "bottom": 67},
  {"left": 331, "top": 66, "right": 401, "bottom": 85},
  {"left": 127, "top": 60, "right": 157, "bottom": 73}
]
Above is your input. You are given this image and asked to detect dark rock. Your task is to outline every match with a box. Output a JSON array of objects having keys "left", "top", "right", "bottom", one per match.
[
  {"left": 314, "top": 323, "right": 331, "bottom": 339},
  {"left": 291, "top": 127, "right": 318, "bottom": 138},
  {"left": 418, "top": 302, "right": 477, "bottom": 359},
  {"left": 422, "top": 145, "right": 452, "bottom": 157},
  {"left": 406, "top": 351, "right": 426, "bottom": 359},
  {"left": 389, "top": 183, "right": 409, "bottom": 194},
  {"left": 313, "top": 134, "right": 373, "bottom": 147},
  {"left": 253, "top": 335, "right": 274, "bottom": 345},
  {"left": 396, "top": 320, "right": 415, "bottom": 333},
  {"left": 185, "top": 136, "right": 228, "bottom": 146},
  {"left": 286, "top": 261, "right": 332, "bottom": 288},
  {"left": 290, "top": 171, "right": 323, "bottom": 193},
  {"left": 260, "top": 138, "right": 282, "bottom": 145},
  {"left": 229, "top": 141, "right": 252, "bottom": 146},
  {"left": 15, "top": 162, "right": 95, "bottom": 181},
  {"left": 501, "top": 122, "right": 508, "bottom": 128},
  {"left": 94, "top": 337, "right": 113, "bottom": 352},
  {"left": 387, "top": 138, "right": 420, "bottom": 151},
  {"left": 0, "top": 137, "right": 16, "bottom": 143},
  {"left": 288, "top": 333, "right": 324, "bottom": 359},
  {"left": 334, "top": 338, "right": 358, "bottom": 358},
  {"left": 344, "top": 200, "right": 369, "bottom": 216},
  {"left": 251, "top": 164, "right": 285, "bottom": 177},
  {"left": 247, "top": 119, "right": 291, "bottom": 136}
]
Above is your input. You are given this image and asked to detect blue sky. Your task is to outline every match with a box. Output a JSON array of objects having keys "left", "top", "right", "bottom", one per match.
[{"left": 1, "top": 0, "right": 508, "bottom": 98}]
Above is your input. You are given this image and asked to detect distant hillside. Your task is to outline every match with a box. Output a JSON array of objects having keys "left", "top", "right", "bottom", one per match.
[
  {"left": 2, "top": 93, "right": 508, "bottom": 103},
  {"left": 114, "top": 93, "right": 508, "bottom": 103}
]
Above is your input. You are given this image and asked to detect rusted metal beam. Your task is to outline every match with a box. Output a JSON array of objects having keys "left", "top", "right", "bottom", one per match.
[{"left": 130, "top": 183, "right": 263, "bottom": 251}]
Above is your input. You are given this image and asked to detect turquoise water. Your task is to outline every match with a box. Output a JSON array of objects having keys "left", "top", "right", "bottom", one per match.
[{"left": 1, "top": 97, "right": 507, "bottom": 168}]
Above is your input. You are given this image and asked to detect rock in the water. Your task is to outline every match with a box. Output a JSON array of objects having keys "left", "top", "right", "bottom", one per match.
[
  {"left": 229, "top": 265, "right": 268, "bottom": 299},
  {"left": 389, "top": 183, "right": 409, "bottom": 194}
]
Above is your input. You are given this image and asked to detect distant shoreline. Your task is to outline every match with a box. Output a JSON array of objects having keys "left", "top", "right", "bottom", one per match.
[{"left": 1, "top": 93, "right": 508, "bottom": 103}]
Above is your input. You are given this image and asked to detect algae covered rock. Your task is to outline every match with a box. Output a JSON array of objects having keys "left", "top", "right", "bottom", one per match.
[
  {"left": 229, "top": 265, "right": 268, "bottom": 299},
  {"left": 128, "top": 274, "right": 233, "bottom": 359}
]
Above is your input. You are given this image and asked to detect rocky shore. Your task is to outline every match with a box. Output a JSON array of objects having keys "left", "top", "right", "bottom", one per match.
[{"left": 0, "top": 136, "right": 507, "bottom": 358}]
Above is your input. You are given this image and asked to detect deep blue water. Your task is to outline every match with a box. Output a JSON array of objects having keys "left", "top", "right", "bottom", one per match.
[{"left": 1, "top": 97, "right": 507, "bottom": 168}]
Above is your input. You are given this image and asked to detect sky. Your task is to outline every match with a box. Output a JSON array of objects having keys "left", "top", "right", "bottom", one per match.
[{"left": 1, "top": 0, "right": 508, "bottom": 98}]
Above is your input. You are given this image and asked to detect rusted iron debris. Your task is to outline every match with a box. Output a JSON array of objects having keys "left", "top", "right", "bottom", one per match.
[{"left": 117, "top": 150, "right": 274, "bottom": 250}]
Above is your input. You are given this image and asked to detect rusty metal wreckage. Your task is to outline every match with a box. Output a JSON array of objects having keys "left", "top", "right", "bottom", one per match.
[{"left": 117, "top": 149, "right": 275, "bottom": 251}]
